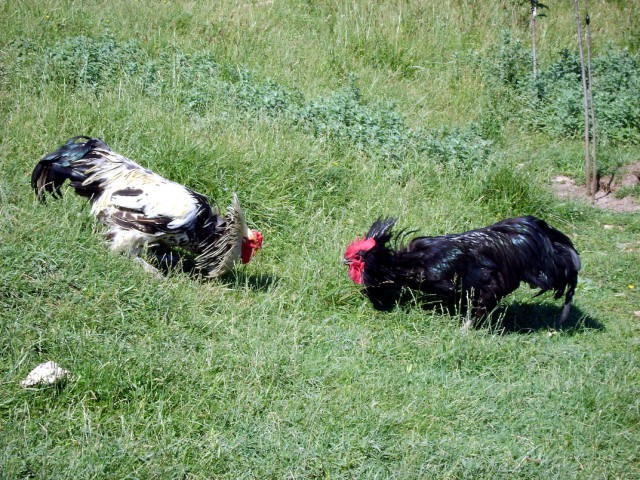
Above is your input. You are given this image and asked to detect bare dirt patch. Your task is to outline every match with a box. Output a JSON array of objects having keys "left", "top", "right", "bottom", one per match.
[{"left": 551, "top": 161, "right": 640, "bottom": 213}]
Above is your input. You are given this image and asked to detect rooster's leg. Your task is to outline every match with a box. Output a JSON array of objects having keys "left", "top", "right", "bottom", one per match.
[
  {"left": 133, "top": 256, "right": 163, "bottom": 278},
  {"left": 107, "top": 228, "right": 163, "bottom": 277},
  {"left": 148, "top": 247, "right": 182, "bottom": 271},
  {"left": 131, "top": 246, "right": 163, "bottom": 278},
  {"left": 461, "top": 318, "right": 475, "bottom": 331}
]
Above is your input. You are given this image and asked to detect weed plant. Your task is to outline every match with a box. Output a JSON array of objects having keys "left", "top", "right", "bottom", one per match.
[{"left": 483, "top": 31, "right": 640, "bottom": 145}]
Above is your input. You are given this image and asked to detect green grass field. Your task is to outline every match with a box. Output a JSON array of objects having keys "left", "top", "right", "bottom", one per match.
[{"left": 1, "top": 1, "right": 639, "bottom": 478}]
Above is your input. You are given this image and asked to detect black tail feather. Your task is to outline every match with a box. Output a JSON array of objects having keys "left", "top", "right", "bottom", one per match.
[
  {"left": 31, "top": 136, "right": 98, "bottom": 200},
  {"left": 557, "top": 271, "right": 578, "bottom": 327},
  {"left": 367, "top": 218, "right": 397, "bottom": 244},
  {"left": 520, "top": 218, "right": 580, "bottom": 326}
]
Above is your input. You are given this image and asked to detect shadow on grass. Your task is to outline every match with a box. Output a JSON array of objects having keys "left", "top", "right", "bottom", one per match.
[
  {"left": 493, "top": 302, "right": 604, "bottom": 334},
  {"left": 396, "top": 293, "right": 604, "bottom": 335},
  {"left": 148, "top": 250, "right": 280, "bottom": 292},
  {"left": 226, "top": 270, "right": 281, "bottom": 292}
]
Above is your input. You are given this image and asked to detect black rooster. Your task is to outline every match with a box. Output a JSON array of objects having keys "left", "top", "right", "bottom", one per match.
[
  {"left": 32, "top": 136, "right": 263, "bottom": 277},
  {"left": 344, "top": 216, "right": 581, "bottom": 327}
]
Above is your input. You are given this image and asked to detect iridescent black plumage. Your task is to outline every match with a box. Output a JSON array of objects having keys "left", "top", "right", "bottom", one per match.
[{"left": 350, "top": 216, "right": 581, "bottom": 326}]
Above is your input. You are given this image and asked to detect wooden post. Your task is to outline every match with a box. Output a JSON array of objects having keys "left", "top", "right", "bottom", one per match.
[
  {"left": 584, "top": 1, "right": 597, "bottom": 196},
  {"left": 531, "top": 0, "right": 538, "bottom": 80},
  {"left": 573, "top": 0, "right": 592, "bottom": 196}
]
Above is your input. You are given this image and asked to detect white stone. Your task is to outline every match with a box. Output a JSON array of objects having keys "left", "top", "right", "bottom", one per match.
[
  {"left": 20, "top": 361, "right": 73, "bottom": 387},
  {"left": 552, "top": 175, "right": 574, "bottom": 184}
]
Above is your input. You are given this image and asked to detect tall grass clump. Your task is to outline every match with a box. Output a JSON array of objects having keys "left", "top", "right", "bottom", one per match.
[{"left": 474, "top": 163, "right": 556, "bottom": 220}]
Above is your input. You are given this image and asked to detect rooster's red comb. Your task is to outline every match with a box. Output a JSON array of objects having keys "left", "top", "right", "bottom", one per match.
[{"left": 344, "top": 236, "right": 376, "bottom": 260}]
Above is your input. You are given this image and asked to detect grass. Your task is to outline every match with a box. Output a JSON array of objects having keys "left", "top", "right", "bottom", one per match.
[{"left": 1, "top": 1, "right": 640, "bottom": 478}]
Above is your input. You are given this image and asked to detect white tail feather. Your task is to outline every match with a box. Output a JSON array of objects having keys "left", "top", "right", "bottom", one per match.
[{"left": 196, "top": 194, "right": 248, "bottom": 278}]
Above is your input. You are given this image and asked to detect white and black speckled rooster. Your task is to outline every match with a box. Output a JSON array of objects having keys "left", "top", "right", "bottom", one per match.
[
  {"left": 344, "top": 216, "right": 580, "bottom": 328},
  {"left": 32, "top": 136, "right": 263, "bottom": 277}
]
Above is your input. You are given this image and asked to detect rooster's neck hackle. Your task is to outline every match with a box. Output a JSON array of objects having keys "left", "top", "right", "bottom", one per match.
[{"left": 196, "top": 193, "right": 249, "bottom": 277}]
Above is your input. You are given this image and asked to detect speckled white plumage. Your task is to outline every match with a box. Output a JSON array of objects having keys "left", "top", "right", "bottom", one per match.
[{"left": 32, "top": 136, "right": 262, "bottom": 277}]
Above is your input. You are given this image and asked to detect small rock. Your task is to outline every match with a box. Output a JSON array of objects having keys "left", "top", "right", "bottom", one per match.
[
  {"left": 21, "top": 361, "right": 73, "bottom": 387},
  {"left": 618, "top": 241, "right": 640, "bottom": 252},
  {"left": 553, "top": 175, "right": 574, "bottom": 184}
]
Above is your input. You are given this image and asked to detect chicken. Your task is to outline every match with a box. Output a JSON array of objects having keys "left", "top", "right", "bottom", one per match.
[
  {"left": 344, "top": 216, "right": 580, "bottom": 327},
  {"left": 32, "top": 136, "right": 263, "bottom": 277}
]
